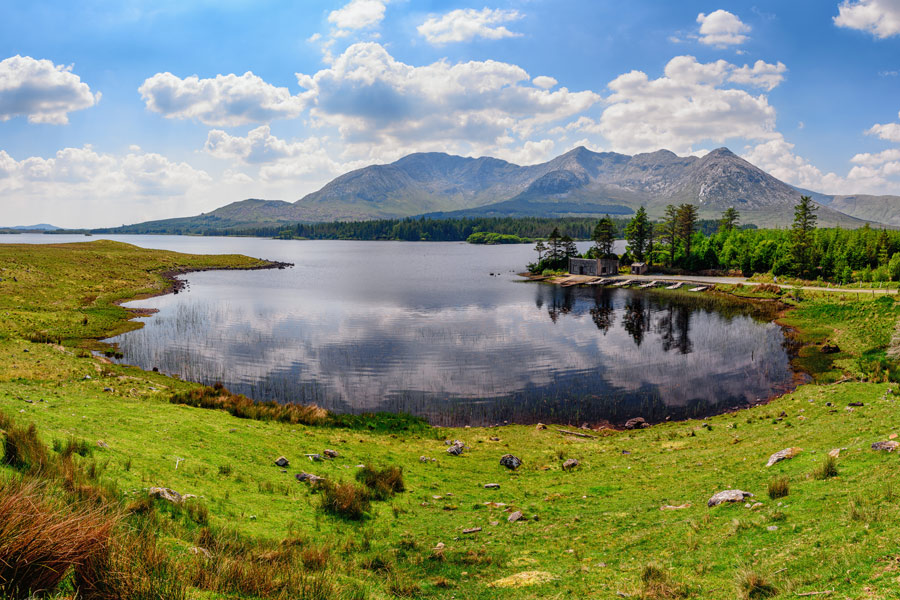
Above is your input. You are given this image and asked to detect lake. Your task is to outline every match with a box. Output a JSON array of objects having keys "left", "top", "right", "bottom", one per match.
[{"left": 2, "top": 234, "right": 796, "bottom": 426}]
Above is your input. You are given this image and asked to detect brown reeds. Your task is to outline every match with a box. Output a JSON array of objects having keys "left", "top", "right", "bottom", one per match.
[
  {"left": 355, "top": 464, "right": 405, "bottom": 500},
  {"left": 170, "top": 384, "right": 328, "bottom": 425}
]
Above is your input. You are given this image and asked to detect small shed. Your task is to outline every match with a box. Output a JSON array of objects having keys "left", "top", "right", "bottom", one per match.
[{"left": 630, "top": 262, "right": 648, "bottom": 275}]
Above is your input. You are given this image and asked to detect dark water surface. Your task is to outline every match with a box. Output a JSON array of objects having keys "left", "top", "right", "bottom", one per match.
[{"left": 2, "top": 234, "right": 795, "bottom": 425}]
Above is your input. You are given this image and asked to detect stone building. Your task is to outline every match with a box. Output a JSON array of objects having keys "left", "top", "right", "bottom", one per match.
[
  {"left": 568, "top": 257, "right": 620, "bottom": 276},
  {"left": 630, "top": 262, "right": 648, "bottom": 275}
]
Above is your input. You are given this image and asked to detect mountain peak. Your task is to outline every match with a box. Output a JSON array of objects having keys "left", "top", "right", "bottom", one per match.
[{"left": 705, "top": 147, "right": 737, "bottom": 158}]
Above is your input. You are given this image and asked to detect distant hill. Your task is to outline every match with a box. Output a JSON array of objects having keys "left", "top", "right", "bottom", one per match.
[
  {"left": 102, "top": 147, "right": 898, "bottom": 234},
  {"left": 2, "top": 224, "right": 61, "bottom": 231}
]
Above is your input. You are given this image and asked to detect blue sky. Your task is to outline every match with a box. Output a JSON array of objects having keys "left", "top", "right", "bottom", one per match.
[{"left": 1, "top": 0, "right": 899, "bottom": 227}]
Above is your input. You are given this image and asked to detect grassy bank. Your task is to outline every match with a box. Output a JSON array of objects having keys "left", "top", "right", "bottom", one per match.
[{"left": 3, "top": 241, "right": 900, "bottom": 599}]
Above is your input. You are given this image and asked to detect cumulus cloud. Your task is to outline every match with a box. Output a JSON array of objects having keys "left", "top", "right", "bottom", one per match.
[
  {"left": 532, "top": 76, "right": 557, "bottom": 89},
  {"left": 295, "top": 42, "right": 599, "bottom": 158},
  {"left": 0, "top": 146, "right": 213, "bottom": 227},
  {"left": 138, "top": 71, "right": 311, "bottom": 127},
  {"left": 728, "top": 60, "right": 788, "bottom": 91},
  {"left": 834, "top": 0, "right": 900, "bottom": 38},
  {"left": 696, "top": 10, "right": 751, "bottom": 46},
  {"left": 0, "top": 55, "right": 99, "bottom": 124},
  {"left": 417, "top": 8, "right": 523, "bottom": 44},
  {"left": 596, "top": 55, "right": 781, "bottom": 155},
  {"left": 204, "top": 125, "right": 347, "bottom": 180},
  {"left": 328, "top": 0, "right": 388, "bottom": 31},
  {"left": 851, "top": 147, "right": 900, "bottom": 165},
  {"left": 867, "top": 110, "right": 900, "bottom": 142}
]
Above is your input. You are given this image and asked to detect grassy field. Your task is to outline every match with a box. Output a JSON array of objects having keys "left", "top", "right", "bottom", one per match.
[{"left": 3, "top": 241, "right": 900, "bottom": 599}]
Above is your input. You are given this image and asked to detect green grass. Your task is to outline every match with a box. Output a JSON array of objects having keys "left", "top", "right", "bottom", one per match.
[{"left": 4, "top": 241, "right": 900, "bottom": 598}]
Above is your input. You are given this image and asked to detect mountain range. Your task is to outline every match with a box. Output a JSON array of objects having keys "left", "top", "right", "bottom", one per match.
[{"left": 102, "top": 147, "right": 900, "bottom": 233}]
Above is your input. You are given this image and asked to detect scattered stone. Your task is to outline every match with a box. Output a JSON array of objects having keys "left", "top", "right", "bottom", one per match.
[
  {"left": 825, "top": 402, "right": 833, "bottom": 407},
  {"left": 624, "top": 417, "right": 647, "bottom": 430},
  {"left": 182, "top": 494, "right": 197, "bottom": 501},
  {"left": 872, "top": 441, "right": 900, "bottom": 452},
  {"left": 434, "top": 542, "right": 445, "bottom": 551},
  {"left": 891, "top": 434, "right": 899, "bottom": 440},
  {"left": 149, "top": 487, "right": 184, "bottom": 504},
  {"left": 708, "top": 489, "right": 754, "bottom": 507},
  {"left": 484, "top": 483, "right": 500, "bottom": 489},
  {"left": 490, "top": 521, "right": 499, "bottom": 526},
  {"left": 96, "top": 440, "right": 109, "bottom": 448},
  {"left": 228, "top": 428, "right": 237, "bottom": 433},
  {"left": 767, "top": 525, "right": 778, "bottom": 532},
  {"left": 419, "top": 456, "right": 437, "bottom": 462},
  {"left": 323, "top": 449, "right": 338, "bottom": 459},
  {"left": 828, "top": 448, "right": 842, "bottom": 458},
  {"left": 660, "top": 503, "right": 691, "bottom": 511},
  {"left": 847, "top": 402, "right": 864, "bottom": 407},
  {"left": 189, "top": 546, "right": 212, "bottom": 559},
  {"left": 447, "top": 441, "right": 466, "bottom": 456},
  {"left": 308, "top": 454, "right": 324, "bottom": 462},
  {"left": 778, "top": 411, "right": 787, "bottom": 417},
  {"left": 103, "top": 387, "right": 113, "bottom": 393},
  {"left": 274, "top": 456, "right": 290, "bottom": 467},
  {"left": 532, "top": 514, "right": 540, "bottom": 521},
  {"left": 462, "top": 527, "right": 482, "bottom": 534},
  {"left": 500, "top": 454, "right": 523, "bottom": 470},
  {"left": 24, "top": 399, "right": 33, "bottom": 404},
  {"left": 749, "top": 503, "right": 764, "bottom": 510},
  {"left": 766, "top": 447, "right": 803, "bottom": 467},
  {"left": 508, "top": 511, "right": 524, "bottom": 523},
  {"left": 562, "top": 458, "right": 580, "bottom": 471},
  {"left": 295, "top": 472, "right": 323, "bottom": 484},
  {"left": 580, "top": 423, "right": 591, "bottom": 430},
  {"left": 489, "top": 571, "right": 557, "bottom": 589},
  {"left": 535, "top": 423, "right": 547, "bottom": 431},
  {"left": 621, "top": 450, "right": 631, "bottom": 455},
  {"left": 83, "top": 375, "right": 91, "bottom": 380},
  {"left": 490, "top": 437, "right": 500, "bottom": 441}
]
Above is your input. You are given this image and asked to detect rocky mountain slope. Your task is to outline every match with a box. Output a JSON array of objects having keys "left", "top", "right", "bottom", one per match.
[{"left": 104, "top": 147, "right": 898, "bottom": 232}]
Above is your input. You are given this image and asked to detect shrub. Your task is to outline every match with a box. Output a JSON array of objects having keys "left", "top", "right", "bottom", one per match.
[
  {"left": 767, "top": 477, "right": 789, "bottom": 499},
  {"left": 300, "top": 545, "right": 331, "bottom": 571},
  {"left": 639, "top": 562, "right": 689, "bottom": 599},
  {"left": 736, "top": 569, "right": 778, "bottom": 599},
  {"left": 0, "top": 479, "right": 115, "bottom": 600},
  {"left": 318, "top": 480, "right": 371, "bottom": 520},
  {"left": 355, "top": 465, "right": 404, "bottom": 500},
  {"left": 812, "top": 455, "right": 839, "bottom": 480}
]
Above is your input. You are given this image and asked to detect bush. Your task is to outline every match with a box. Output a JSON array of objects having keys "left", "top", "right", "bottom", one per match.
[
  {"left": 318, "top": 480, "right": 371, "bottom": 520},
  {"left": 812, "top": 455, "right": 839, "bottom": 480},
  {"left": 767, "top": 477, "right": 789, "bottom": 499},
  {"left": 736, "top": 569, "right": 778, "bottom": 599},
  {"left": 355, "top": 465, "right": 405, "bottom": 501}
]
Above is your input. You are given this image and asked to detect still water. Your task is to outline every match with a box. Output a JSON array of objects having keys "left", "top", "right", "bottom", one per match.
[{"left": 2, "top": 234, "right": 795, "bottom": 425}]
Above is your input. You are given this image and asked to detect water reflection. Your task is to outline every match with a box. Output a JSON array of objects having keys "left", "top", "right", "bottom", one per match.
[{"left": 101, "top": 240, "right": 795, "bottom": 426}]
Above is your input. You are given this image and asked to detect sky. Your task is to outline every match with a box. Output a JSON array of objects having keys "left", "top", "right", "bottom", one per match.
[{"left": 1, "top": 0, "right": 900, "bottom": 228}]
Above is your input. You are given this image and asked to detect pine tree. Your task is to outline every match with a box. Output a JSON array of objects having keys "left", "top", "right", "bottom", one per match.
[
  {"left": 592, "top": 215, "right": 617, "bottom": 258},
  {"left": 719, "top": 207, "right": 740, "bottom": 232},
  {"left": 548, "top": 227, "right": 562, "bottom": 262},
  {"left": 661, "top": 205, "right": 679, "bottom": 267},
  {"left": 790, "top": 196, "right": 818, "bottom": 277},
  {"left": 534, "top": 240, "right": 547, "bottom": 262},
  {"left": 676, "top": 204, "right": 698, "bottom": 260},
  {"left": 624, "top": 206, "right": 651, "bottom": 262}
]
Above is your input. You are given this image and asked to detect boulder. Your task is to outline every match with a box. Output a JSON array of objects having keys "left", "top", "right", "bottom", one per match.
[
  {"left": 323, "top": 449, "right": 338, "bottom": 458},
  {"left": 624, "top": 417, "right": 648, "bottom": 430},
  {"left": 149, "top": 487, "right": 183, "bottom": 504},
  {"left": 447, "top": 441, "right": 466, "bottom": 456},
  {"left": 872, "top": 440, "right": 900, "bottom": 452},
  {"left": 508, "top": 510, "right": 524, "bottom": 523},
  {"left": 500, "top": 454, "right": 522, "bottom": 470},
  {"left": 765, "top": 447, "right": 802, "bottom": 467},
  {"left": 562, "top": 458, "right": 579, "bottom": 471},
  {"left": 707, "top": 489, "right": 754, "bottom": 507},
  {"left": 274, "top": 456, "right": 289, "bottom": 467},
  {"left": 535, "top": 423, "right": 547, "bottom": 431}
]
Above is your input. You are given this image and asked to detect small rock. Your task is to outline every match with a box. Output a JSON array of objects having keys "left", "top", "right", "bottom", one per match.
[
  {"left": 434, "top": 542, "right": 445, "bottom": 550},
  {"left": 323, "top": 449, "right": 338, "bottom": 458},
  {"left": 484, "top": 483, "right": 500, "bottom": 489},
  {"left": 766, "top": 447, "right": 803, "bottom": 467},
  {"left": 872, "top": 441, "right": 900, "bottom": 452},
  {"left": 708, "top": 489, "right": 754, "bottom": 507},
  {"left": 490, "top": 521, "right": 499, "bottom": 526},
  {"left": 535, "top": 423, "right": 547, "bottom": 430},
  {"left": 295, "top": 472, "right": 323, "bottom": 484},
  {"left": 96, "top": 440, "right": 109, "bottom": 448},
  {"left": 767, "top": 525, "right": 778, "bottom": 532},
  {"left": 624, "top": 417, "right": 647, "bottom": 430},
  {"left": 308, "top": 454, "right": 324, "bottom": 462},
  {"left": 447, "top": 441, "right": 465, "bottom": 456},
  {"left": 750, "top": 502, "right": 764, "bottom": 510},
  {"left": 462, "top": 527, "right": 482, "bottom": 534},
  {"left": 825, "top": 402, "right": 833, "bottom": 407},
  {"left": 83, "top": 375, "right": 92, "bottom": 380},
  {"left": 103, "top": 387, "right": 113, "bottom": 393},
  {"left": 828, "top": 448, "right": 842, "bottom": 458},
  {"left": 500, "top": 454, "right": 522, "bottom": 470},
  {"left": 228, "top": 428, "right": 237, "bottom": 433},
  {"left": 660, "top": 503, "right": 691, "bottom": 511},
  {"left": 891, "top": 434, "right": 899, "bottom": 440},
  {"left": 562, "top": 458, "right": 580, "bottom": 471},
  {"left": 274, "top": 456, "right": 290, "bottom": 467},
  {"left": 847, "top": 402, "right": 864, "bottom": 407},
  {"left": 489, "top": 437, "right": 500, "bottom": 441},
  {"left": 149, "top": 487, "right": 184, "bottom": 504},
  {"left": 508, "top": 511, "right": 524, "bottom": 523}
]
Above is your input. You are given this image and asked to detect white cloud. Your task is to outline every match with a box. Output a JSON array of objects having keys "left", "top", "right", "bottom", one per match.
[
  {"left": 295, "top": 42, "right": 599, "bottom": 159},
  {"left": 532, "top": 76, "right": 557, "bottom": 89},
  {"left": 597, "top": 55, "right": 780, "bottom": 155},
  {"left": 328, "top": 0, "right": 388, "bottom": 31},
  {"left": 696, "top": 10, "right": 751, "bottom": 46},
  {"left": 0, "top": 146, "right": 213, "bottom": 227},
  {"left": 417, "top": 8, "right": 523, "bottom": 44},
  {"left": 204, "top": 125, "right": 348, "bottom": 180},
  {"left": 834, "top": 0, "right": 900, "bottom": 38},
  {"left": 0, "top": 55, "right": 99, "bottom": 124},
  {"left": 867, "top": 111, "right": 900, "bottom": 142},
  {"left": 138, "top": 71, "right": 311, "bottom": 127},
  {"left": 851, "top": 147, "right": 900, "bottom": 165},
  {"left": 728, "top": 60, "right": 787, "bottom": 91}
]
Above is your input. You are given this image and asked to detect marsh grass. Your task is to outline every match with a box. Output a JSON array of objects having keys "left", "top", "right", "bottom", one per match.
[
  {"left": 767, "top": 476, "right": 789, "bottom": 499},
  {"left": 355, "top": 464, "right": 405, "bottom": 500},
  {"left": 812, "top": 455, "right": 839, "bottom": 480}
]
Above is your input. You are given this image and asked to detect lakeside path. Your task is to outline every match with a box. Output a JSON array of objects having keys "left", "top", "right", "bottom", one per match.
[{"left": 547, "top": 272, "right": 900, "bottom": 295}]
